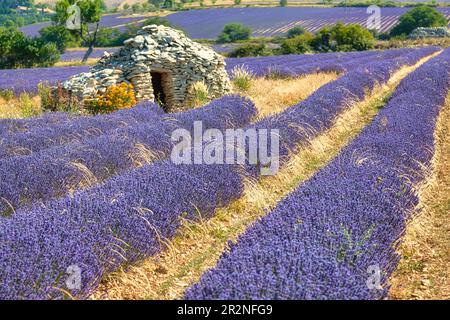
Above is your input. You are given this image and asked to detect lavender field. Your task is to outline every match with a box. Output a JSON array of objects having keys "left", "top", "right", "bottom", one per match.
[
  {"left": 0, "top": 45, "right": 448, "bottom": 301},
  {"left": 167, "top": 6, "right": 450, "bottom": 38},
  {"left": 17, "top": 6, "right": 450, "bottom": 40},
  {"left": 60, "top": 48, "right": 120, "bottom": 62},
  {"left": 20, "top": 13, "right": 149, "bottom": 37},
  {"left": 0, "top": 66, "right": 89, "bottom": 94}
]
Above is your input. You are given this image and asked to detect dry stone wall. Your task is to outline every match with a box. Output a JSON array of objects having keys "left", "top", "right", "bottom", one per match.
[{"left": 58, "top": 25, "right": 232, "bottom": 112}]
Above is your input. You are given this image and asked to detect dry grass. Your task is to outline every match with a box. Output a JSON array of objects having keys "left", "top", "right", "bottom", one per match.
[
  {"left": 92, "top": 53, "right": 438, "bottom": 300},
  {"left": 0, "top": 95, "right": 41, "bottom": 119},
  {"left": 54, "top": 59, "right": 100, "bottom": 67},
  {"left": 389, "top": 91, "right": 450, "bottom": 300},
  {"left": 238, "top": 72, "right": 338, "bottom": 119}
]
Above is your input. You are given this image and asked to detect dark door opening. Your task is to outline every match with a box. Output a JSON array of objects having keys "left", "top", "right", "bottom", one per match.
[{"left": 151, "top": 71, "right": 167, "bottom": 110}]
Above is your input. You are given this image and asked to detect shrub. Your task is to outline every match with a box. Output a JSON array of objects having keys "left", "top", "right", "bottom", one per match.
[
  {"left": 228, "top": 43, "right": 273, "bottom": 58},
  {"left": 187, "top": 81, "right": 210, "bottom": 108},
  {"left": 142, "top": 16, "right": 172, "bottom": 27},
  {"left": 39, "top": 25, "right": 79, "bottom": 53},
  {"left": 231, "top": 65, "right": 254, "bottom": 92},
  {"left": 287, "top": 26, "right": 306, "bottom": 39},
  {"left": 88, "top": 83, "right": 137, "bottom": 114},
  {"left": 0, "top": 89, "right": 14, "bottom": 102},
  {"left": 234, "top": 0, "right": 242, "bottom": 5},
  {"left": 18, "top": 93, "right": 39, "bottom": 118},
  {"left": 311, "top": 23, "right": 375, "bottom": 52},
  {"left": 0, "top": 27, "right": 60, "bottom": 69},
  {"left": 390, "top": 6, "right": 448, "bottom": 37},
  {"left": 281, "top": 32, "right": 314, "bottom": 54},
  {"left": 217, "top": 23, "right": 251, "bottom": 43},
  {"left": 279, "top": 0, "right": 288, "bottom": 7},
  {"left": 40, "top": 83, "right": 80, "bottom": 113}
]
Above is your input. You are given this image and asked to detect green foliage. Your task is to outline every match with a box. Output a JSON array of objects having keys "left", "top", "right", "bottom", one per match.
[
  {"left": 390, "top": 5, "right": 448, "bottom": 37},
  {"left": 18, "top": 92, "right": 39, "bottom": 118},
  {"left": 54, "top": 0, "right": 104, "bottom": 62},
  {"left": 217, "top": 23, "right": 251, "bottom": 43},
  {"left": 287, "top": 26, "right": 306, "bottom": 39},
  {"left": 39, "top": 25, "right": 79, "bottom": 53},
  {"left": 311, "top": 22, "right": 375, "bottom": 52},
  {"left": 187, "top": 81, "right": 210, "bottom": 108},
  {"left": 0, "top": 27, "right": 60, "bottom": 69},
  {"left": 95, "top": 27, "right": 124, "bottom": 47},
  {"left": 0, "top": 89, "right": 14, "bottom": 102},
  {"left": 131, "top": 3, "right": 142, "bottom": 13},
  {"left": 0, "top": 12, "right": 52, "bottom": 28},
  {"left": 231, "top": 65, "right": 254, "bottom": 92},
  {"left": 142, "top": 16, "right": 172, "bottom": 27},
  {"left": 281, "top": 32, "right": 314, "bottom": 54},
  {"left": 40, "top": 83, "right": 80, "bottom": 113},
  {"left": 337, "top": 0, "right": 399, "bottom": 7},
  {"left": 279, "top": 0, "right": 288, "bottom": 7},
  {"left": 0, "top": 0, "right": 33, "bottom": 14},
  {"left": 234, "top": 0, "right": 242, "bottom": 5},
  {"left": 228, "top": 43, "right": 273, "bottom": 58}
]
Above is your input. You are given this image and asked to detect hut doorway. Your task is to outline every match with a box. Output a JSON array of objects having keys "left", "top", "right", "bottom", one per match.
[{"left": 151, "top": 71, "right": 171, "bottom": 110}]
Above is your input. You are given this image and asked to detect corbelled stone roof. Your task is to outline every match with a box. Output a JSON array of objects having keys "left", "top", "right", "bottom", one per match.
[{"left": 59, "top": 25, "right": 231, "bottom": 112}]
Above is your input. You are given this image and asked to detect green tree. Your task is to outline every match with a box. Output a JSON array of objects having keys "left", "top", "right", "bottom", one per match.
[
  {"left": 234, "top": 0, "right": 242, "bottom": 5},
  {"left": 0, "top": 27, "right": 60, "bottom": 69},
  {"left": 142, "top": 16, "right": 172, "bottom": 27},
  {"left": 281, "top": 32, "right": 314, "bottom": 54},
  {"left": 149, "top": 0, "right": 163, "bottom": 9},
  {"left": 39, "top": 25, "right": 78, "bottom": 53},
  {"left": 280, "top": 0, "right": 288, "bottom": 7},
  {"left": 312, "top": 22, "right": 375, "bottom": 52},
  {"left": 228, "top": 43, "right": 273, "bottom": 58},
  {"left": 217, "top": 23, "right": 251, "bottom": 43},
  {"left": 54, "top": 0, "right": 104, "bottom": 63},
  {"left": 390, "top": 5, "right": 447, "bottom": 37},
  {"left": 287, "top": 26, "right": 305, "bottom": 38},
  {"left": 0, "top": 0, "right": 34, "bottom": 14},
  {"left": 131, "top": 3, "right": 141, "bottom": 13}
]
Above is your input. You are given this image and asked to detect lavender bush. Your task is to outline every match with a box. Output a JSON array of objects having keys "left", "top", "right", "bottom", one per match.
[
  {"left": 243, "top": 46, "right": 440, "bottom": 176},
  {"left": 0, "top": 95, "right": 256, "bottom": 214},
  {"left": 0, "top": 101, "right": 163, "bottom": 159},
  {"left": 0, "top": 66, "right": 89, "bottom": 95},
  {"left": 185, "top": 49, "right": 450, "bottom": 300},
  {"left": 0, "top": 47, "right": 437, "bottom": 299},
  {"left": 226, "top": 47, "right": 438, "bottom": 78}
]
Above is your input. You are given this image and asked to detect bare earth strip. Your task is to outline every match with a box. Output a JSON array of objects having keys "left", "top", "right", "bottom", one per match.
[
  {"left": 389, "top": 91, "right": 450, "bottom": 300},
  {"left": 243, "top": 72, "right": 338, "bottom": 119},
  {"left": 92, "top": 52, "right": 440, "bottom": 300}
]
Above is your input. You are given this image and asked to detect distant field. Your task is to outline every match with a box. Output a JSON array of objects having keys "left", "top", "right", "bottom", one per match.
[
  {"left": 19, "top": 6, "right": 450, "bottom": 39},
  {"left": 167, "top": 6, "right": 450, "bottom": 38},
  {"left": 20, "top": 13, "right": 151, "bottom": 37}
]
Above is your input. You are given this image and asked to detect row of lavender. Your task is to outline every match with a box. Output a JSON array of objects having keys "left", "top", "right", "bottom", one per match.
[
  {"left": 186, "top": 49, "right": 450, "bottom": 300},
  {"left": 0, "top": 66, "right": 90, "bottom": 95},
  {"left": 0, "top": 48, "right": 431, "bottom": 95},
  {"left": 226, "top": 47, "right": 435, "bottom": 78},
  {"left": 0, "top": 102, "right": 164, "bottom": 159},
  {"left": 1, "top": 48, "right": 424, "bottom": 149},
  {"left": 0, "top": 47, "right": 435, "bottom": 215},
  {"left": 167, "top": 7, "right": 450, "bottom": 38},
  {"left": 0, "top": 96, "right": 256, "bottom": 215},
  {"left": 0, "top": 47, "right": 435, "bottom": 299}
]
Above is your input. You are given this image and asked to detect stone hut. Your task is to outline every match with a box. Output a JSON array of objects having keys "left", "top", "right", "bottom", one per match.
[
  {"left": 409, "top": 27, "right": 450, "bottom": 39},
  {"left": 59, "top": 25, "right": 232, "bottom": 112}
]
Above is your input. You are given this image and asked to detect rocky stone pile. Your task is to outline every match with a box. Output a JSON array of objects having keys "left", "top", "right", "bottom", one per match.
[
  {"left": 409, "top": 27, "right": 450, "bottom": 39},
  {"left": 57, "top": 25, "right": 232, "bottom": 112}
]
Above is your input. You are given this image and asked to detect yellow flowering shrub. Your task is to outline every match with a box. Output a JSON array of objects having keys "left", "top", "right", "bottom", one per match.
[{"left": 88, "top": 83, "right": 136, "bottom": 114}]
